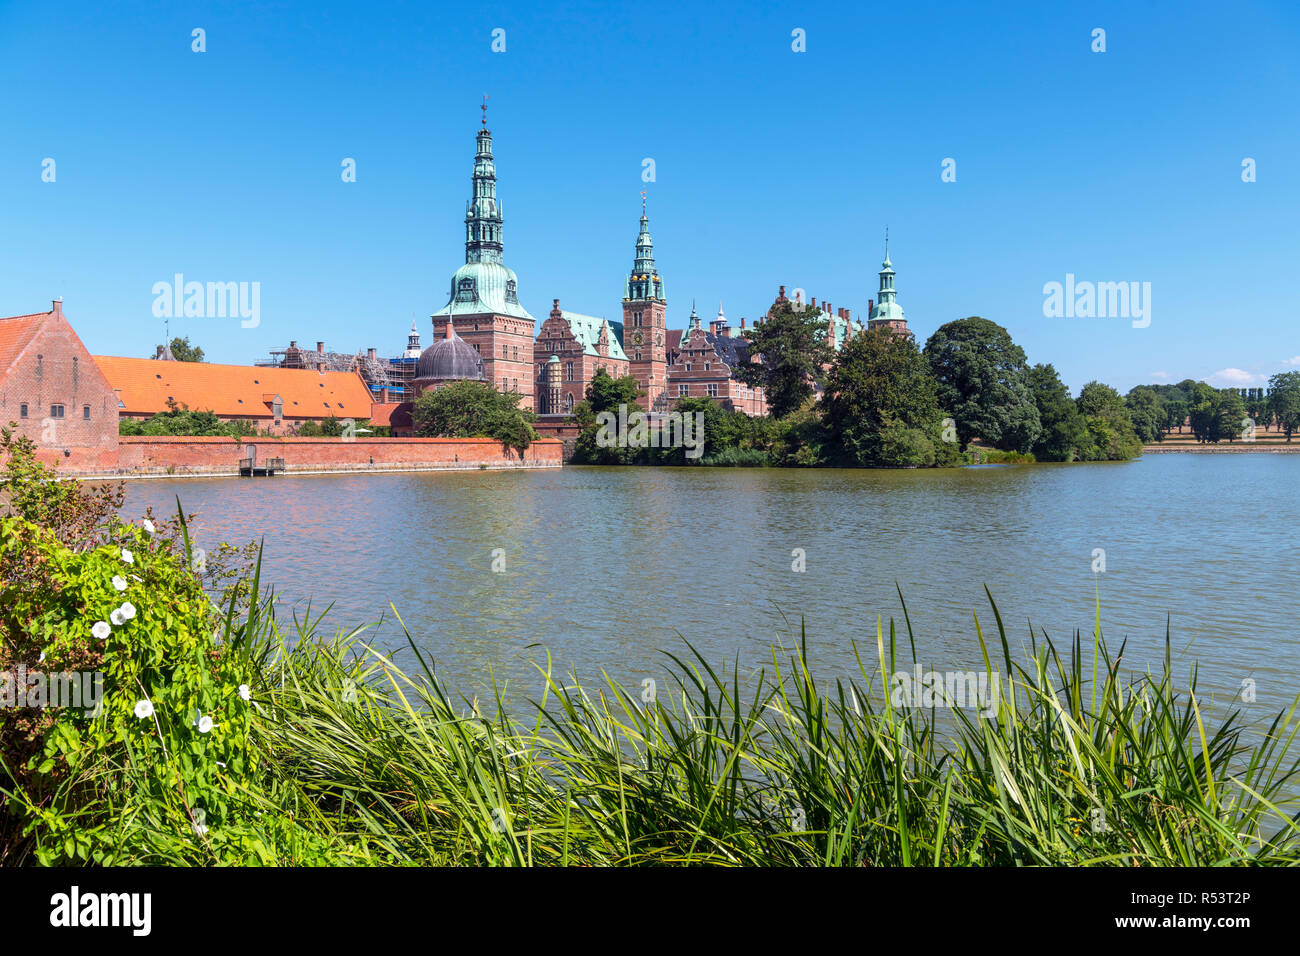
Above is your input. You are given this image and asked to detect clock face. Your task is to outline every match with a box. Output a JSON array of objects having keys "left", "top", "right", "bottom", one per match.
[{"left": 632, "top": 331, "right": 644, "bottom": 346}]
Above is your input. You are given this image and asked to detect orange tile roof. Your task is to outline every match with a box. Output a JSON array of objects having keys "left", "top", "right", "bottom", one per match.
[
  {"left": 0, "top": 311, "right": 51, "bottom": 373},
  {"left": 93, "top": 355, "right": 374, "bottom": 419}
]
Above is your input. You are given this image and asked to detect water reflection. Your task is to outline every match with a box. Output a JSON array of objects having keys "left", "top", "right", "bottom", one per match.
[{"left": 116, "top": 456, "right": 1299, "bottom": 716}]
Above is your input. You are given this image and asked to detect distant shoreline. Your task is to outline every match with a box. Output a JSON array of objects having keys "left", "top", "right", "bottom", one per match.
[{"left": 1142, "top": 443, "right": 1299, "bottom": 453}]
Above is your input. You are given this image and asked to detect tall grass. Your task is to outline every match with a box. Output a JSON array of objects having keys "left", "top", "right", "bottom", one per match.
[{"left": 208, "top": 586, "right": 1300, "bottom": 866}]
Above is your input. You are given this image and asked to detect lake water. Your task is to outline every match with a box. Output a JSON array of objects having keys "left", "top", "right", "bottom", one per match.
[{"left": 117, "top": 456, "right": 1299, "bottom": 716}]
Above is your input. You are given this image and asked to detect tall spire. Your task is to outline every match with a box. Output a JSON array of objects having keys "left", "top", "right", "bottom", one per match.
[
  {"left": 465, "top": 101, "right": 504, "bottom": 265},
  {"left": 868, "top": 229, "right": 907, "bottom": 332},
  {"left": 625, "top": 196, "right": 665, "bottom": 302}
]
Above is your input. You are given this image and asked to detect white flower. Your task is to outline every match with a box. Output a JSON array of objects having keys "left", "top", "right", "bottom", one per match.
[
  {"left": 92, "top": 621, "right": 111, "bottom": 640},
  {"left": 197, "top": 715, "right": 214, "bottom": 734},
  {"left": 121, "top": 548, "right": 134, "bottom": 565},
  {"left": 193, "top": 820, "right": 208, "bottom": 837},
  {"left": 238, "top": 684, "right": 251, "bottom": 702},
  {"left": 38, "top": 650, "right": 46, "bottom": 663},
  {"left": 118, "top": 602, "right": 136, "bottom": 621},
  {"left": 142, "top": 519, "right": 155, "bottom": 534},
  {"left": 112, "top": 575, "right": 127, "bottom": 592},
  {"left": 133, "top": 699, "right": 154, "bottom": 719},
  {"left": 110, "top": 609, "right": 125, "bottom": 626}
]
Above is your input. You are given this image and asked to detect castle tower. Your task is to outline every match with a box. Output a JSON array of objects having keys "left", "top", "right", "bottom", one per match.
[
  {"left": 867, "top": 231, "right": 909, "bottom": 335},
  {"left": 402, "top": 319, "right": 422, "bottom": 359},
  {"left": 623, "top": 197, "right": 667, "bottom": 411},
  {"left": 431, "top": 101, "right": 537, "bottom": 409},
  {"left": 542, "top": 354, "right": 562, "bottom": 415}
]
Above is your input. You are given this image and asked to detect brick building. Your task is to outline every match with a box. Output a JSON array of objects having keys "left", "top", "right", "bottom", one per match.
[
  {"left": 623, "top": 204, "right": 669, "bottom": 409},
  {"left": 94, "top": 354, "right": 374, "bottom": 435},
  {"left": 430, "top": 114, "right": 537, "bottom": 410},
  {"left": 666, "top": 305, "right": 768, "bottom": 415},
  {"left": 533, "top": 300, "right": 630, "bottom": 414},
  {"left": 0, "top": 300, "right": 119, "bottom": 470}
]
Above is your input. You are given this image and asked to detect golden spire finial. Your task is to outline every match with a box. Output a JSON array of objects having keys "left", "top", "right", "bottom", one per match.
[
  {"left": 481, "top": 94, "right": 489, "bottom": 126},
  {"left": 641, "top": 189, "right": 647, "bottom": 213}
]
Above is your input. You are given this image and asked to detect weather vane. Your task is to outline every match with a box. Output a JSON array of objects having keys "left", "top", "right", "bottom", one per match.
[{"left": 481, "top": 94, "right": 489, "bottom": 126}]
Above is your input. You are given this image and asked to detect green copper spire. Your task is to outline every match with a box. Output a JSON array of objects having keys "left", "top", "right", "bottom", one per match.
[
  {"left": 433, "top": 105, "right": 534, "bottom": 321},
  {"left": 625, "top": 195, "right": 665, "bottom": 302},
  {"left": 868, "top": 229, "right": 906, "bottom": 327},
  {"left": 465, "top": 113, "right": 504, "bottom": 265}
]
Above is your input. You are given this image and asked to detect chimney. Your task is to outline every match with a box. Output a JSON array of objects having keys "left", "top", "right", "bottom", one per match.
[
  {"left": 552, "top": 298, "right": 561, "bottom": 318},
  {"left": 367, "top": 347, "right": 377, "bottom": 362},
  {"left": 810, "top": 297, "right": 817, "bottom": 309},
  {"left": 867, "top": 298, "right": 874, "bottom": 317},
  {"left": 380, "top": 387, "right": 390, "bottom": 403},
  {"left": 52, "top": 297, "right": 63, "bottom": 316},
  {"left": 317, "top": 341, "right": 325, "bottom": 355},
  {"left": 740, "top": 317, "right": 746, "bottom": 330},
  {"left": 778, "top": 285, "right": 786, "bottom": 298},
  {"left": 289, "top": 340, "right": 297, "bottom": 349}
]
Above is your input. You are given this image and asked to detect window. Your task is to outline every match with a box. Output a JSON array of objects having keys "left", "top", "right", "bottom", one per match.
[
  {"left": 512, "top": 346, "right": 518, "bottom": 360},
  {"left": 704, "top": 363, "right": 710, "bottom": 371},
  {"left": 512, "top": 378, "right": 518, "bottom": 392},
  {"left": 707, "top": 384, "right": 718, "bottom": 398},
  {"left": 564, "top": 393, "right": 574, "bottom": 412},
  {"left": 19, "top": 403, "right": 28, "bottom": 418},
  {"left": 566, "top": 362, "right": 573, "bottom": 382},
  {"left": 50, "top": 404, "right": 65, "bottom": 419},
  {"left": 685, "top": 363, "right": 691, "bottom": 371},
  {"left": 473, "top": 344, "right": 480, "bottom": 354},
  {"left": 83, "top": 405, "right": 91, "bottom": 419},
  {"left": 678, "top": 385, "right": 689, "bottom": 396}
]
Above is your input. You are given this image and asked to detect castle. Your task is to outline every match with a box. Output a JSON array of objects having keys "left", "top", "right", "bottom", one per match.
[{"left": 407, "top": 111, "right": 910, "bottom": 423}]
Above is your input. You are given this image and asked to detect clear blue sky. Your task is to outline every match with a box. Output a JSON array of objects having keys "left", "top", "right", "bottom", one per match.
[{"left": 1, "top": 0, "right": 1296, "bottom": 394}]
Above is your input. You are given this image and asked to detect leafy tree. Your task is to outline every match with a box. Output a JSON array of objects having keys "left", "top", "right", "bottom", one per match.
[
  {"left": 1268, "top": 371, "right": 1300, "bottom": 442},
  {"left": 1125, "top": 386, "right": 1166, "bottom": 444},
  {"left": 412, "top": 380, "right": 536, "bottom": 451},
  {"left": 295, "top": 416, "right": 371, "bottom": 438},
  {"left": 1075, "top": 381, "right": 1143, "bottom": 460},
  {"left": 824, "top": 326, "right": 959, "bottom": 467},
  {"left": 169, "top": 337, "right": 204, "bottom": 362},
  {"left": 1028, "top": 364, "right": 1089, "bottom": 461},
  {"left": 1186, "top": 383, "right": 1247, "bottom": 444},
  {"left": 571, "top": 369, "right": 643, "bottom": 464},
  {"left": 733, "top": 295, "right": 835, "bottom": 418},
  {"left": 118, "top": 400, "right": 259, "bottom": 437},
  {"left": 922, "top": 317, "right": 1040, "bottom": 452}
]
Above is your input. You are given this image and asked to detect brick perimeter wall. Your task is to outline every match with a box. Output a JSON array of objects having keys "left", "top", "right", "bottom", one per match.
[{"left": 66, "top": 436, "right": 562, "bottom": 477}]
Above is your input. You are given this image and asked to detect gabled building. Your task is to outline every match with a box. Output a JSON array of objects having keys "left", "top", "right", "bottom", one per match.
[
  {"left": 430, "top": 112, "right": 536, "bottom": 409},
  {"left": 0, "top": 300, "right": 119, "bottom": 470},
  {"left": 666, "top": 304, "right": 767, "bottom": 416},
  {"left": 93, "top": 355, "right": 373, "bottom": 434},
  {"left": 534, "top": 300, "right": 630, "bottom": 414}
]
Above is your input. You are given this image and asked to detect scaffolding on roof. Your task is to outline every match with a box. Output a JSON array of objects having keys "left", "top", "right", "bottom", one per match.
[{"left": 258, "top": 342, "right": 416, "bottom": 403}]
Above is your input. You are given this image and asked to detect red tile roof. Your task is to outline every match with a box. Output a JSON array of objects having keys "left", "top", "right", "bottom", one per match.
[
  {"left": 0, "top": 311, "right": 51, "bottom": 374},
  {"left": 93, "top": 355, "right": 374, "bottom": 419}
]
